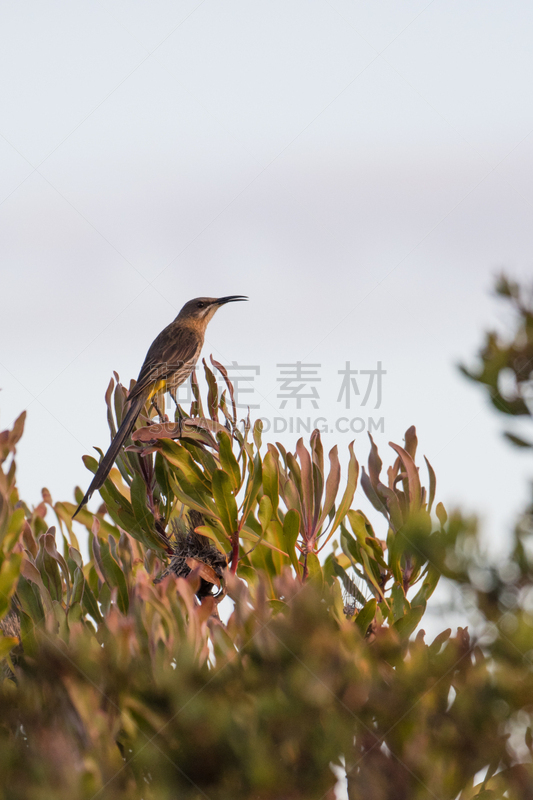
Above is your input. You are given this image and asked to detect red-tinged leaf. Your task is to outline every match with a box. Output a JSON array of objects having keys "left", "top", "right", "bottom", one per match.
[
  {"left": 317, "top": 445, "right": 341, "bottom": 529},
  {"left": 105, "top": 376, "right": 117, "bottom": 438},
  {"left": 20, "top": 557, "right": 53, "bottom": 614},
  {"left": 36, "top": 533, "right": 62, "bottom": 602},
  {"left": 132, "top": 419, "right": 221, "bottom": 448},
  {"left": 286, "top": 452, "right": 303, "bottom": 495},
  {"left": 43, "top": 532, "right": 71, "bottom": 607},
  {"left": 276, "top": 441, "right": 288, "bottom": 471},
  {"left": 190, "top": 367, "right": 204, "bottom": 418},
  {"left": 68, "top": 546, "right": 83, "bottom": 569},
  {"left": 361, "top": 469, "right": 388, "bottom": 516},
  {"left": 424, "top": 456, "right": 437, "bottom": 512},
  {"left": 186, "top": 558, "right": 221, "bottom": 589},
  {"left": 310, "top": 428, "right": 324, "bottom": 476},
  {"left": 321, "top": 442, "right": 359, "bottom": 548},
  {"left": 375, "top": 483, "right": 403, "bottom": 530},
  {"left": 404, "top": 426, "right": 418, "bottom": 460},
  {"left": 22, "top": 523, "right": 38, "bottom": 559},
  {"left": 296, "top": 438, "right": 314, "bottom": 538},
  {"left": 210, "top": 355, "right": 237, "bottom": 425},
  {"left": 367, "top": 433, "right": 383, "bottom": 490},
  {"left": 203, "top": 360, "right": 219, "bottom": 421},
  {"left": 389, "top": 441, "right": 421, "bottom": 511}
]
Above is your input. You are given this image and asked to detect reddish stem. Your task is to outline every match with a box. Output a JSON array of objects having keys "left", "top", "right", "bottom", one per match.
[
  {"left": 230, "top": 534, "right": 239, "bottom": 574},
  {"left": 302, "top": 551, "right": 309, "bottom": 582}
]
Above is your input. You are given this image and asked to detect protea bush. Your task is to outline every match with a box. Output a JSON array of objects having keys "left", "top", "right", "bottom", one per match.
[{"left": 1, "top": 281, "right": 533, "bottom": 799}]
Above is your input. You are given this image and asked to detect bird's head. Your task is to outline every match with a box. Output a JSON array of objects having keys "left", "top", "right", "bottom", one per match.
[{"left": 175, "top": 296, "right": 247, "bottom": 328}]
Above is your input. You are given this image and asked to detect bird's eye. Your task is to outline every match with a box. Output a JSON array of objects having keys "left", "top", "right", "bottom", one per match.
[{"left": 196, "top": 302, "right": 205, "bottom": 309}]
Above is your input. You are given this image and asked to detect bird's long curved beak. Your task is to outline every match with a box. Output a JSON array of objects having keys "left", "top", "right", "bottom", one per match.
[{"left": 215, "top": 295, "right": 248, "bottom": 305}]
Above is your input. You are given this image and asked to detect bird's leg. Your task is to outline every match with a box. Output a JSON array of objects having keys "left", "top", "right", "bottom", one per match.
[
  {"left": 151, "top": 396, "right": 168, "bottom": 424},
  {"left": 169, "top": 391, "right": 184, "bottom": 438}
]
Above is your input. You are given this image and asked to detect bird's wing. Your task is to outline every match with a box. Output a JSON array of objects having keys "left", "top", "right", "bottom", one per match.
[{"left": 128, "top": 324, "right": 201, "bottom": 401}]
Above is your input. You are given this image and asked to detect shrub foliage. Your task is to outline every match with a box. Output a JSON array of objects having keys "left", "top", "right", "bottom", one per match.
[{"left": 1, "top": 283, "right": 533, "bottom": 799}]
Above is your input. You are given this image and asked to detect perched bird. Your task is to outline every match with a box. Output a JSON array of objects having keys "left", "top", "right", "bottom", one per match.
[{"left": 73, "top": 295, "right": 247, "bottom": 518}]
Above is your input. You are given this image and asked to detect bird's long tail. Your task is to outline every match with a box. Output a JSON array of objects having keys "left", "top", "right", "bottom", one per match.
[{"left": 72, "top": 392, "right": 147, "bottom": 519}]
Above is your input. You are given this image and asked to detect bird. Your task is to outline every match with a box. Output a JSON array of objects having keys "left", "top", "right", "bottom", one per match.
[{"left": 72, "top": 295, "right": 247, "bottom": 519}]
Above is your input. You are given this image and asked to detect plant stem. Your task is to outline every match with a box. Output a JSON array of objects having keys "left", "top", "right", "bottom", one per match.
[{"left": 230, "top": 535, "right": 239, "bottom": 574}]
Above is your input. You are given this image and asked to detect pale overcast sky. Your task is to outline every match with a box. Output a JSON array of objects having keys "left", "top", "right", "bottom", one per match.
[{"left": 1, "top": 0, "right": 533, "bottom": 556}]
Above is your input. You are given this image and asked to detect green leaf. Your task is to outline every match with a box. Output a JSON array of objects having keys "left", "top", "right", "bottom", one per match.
[
  {"left": 428, "top": 628, "right": 451, "bottom": 656},
  {"left": 212, "top": 469, "right": 239, "bottom": 536},
  {"left": 436, "top": 502, "right": 448, "bottom": 526},
  {"left": 70, "top": 566, "right": 85, "bottom": 607},
  {"left": 424, "top": 456, "right": 437, "bottom": 512},
  {"left": 394, "top": 603, "right": 426, "bottom": 638},
  {"left": 262, "top": 451, "right": 279, "bottom": 518},
  {"left": 267, "top": 599, "right": 289, "bottom": 615},
  {"left": 253, "top": 419, "right": 263, "bottom": 450},
  {"left": 130, "top": 473, "right": 157, "bottom": 535},
  {"left": 258, "top": 495, "right": 273, "bottom": 534},
  {"left": 80, "top": 577, "right": 102, "bottom": 623},
  {"left": 93, "top": 536, "right": 129, "bottom": 615},
  {"left": 296, "top": 438, "right": 314, "bottom": 540},
  {"left": 240, "top": 452, "right": 263, "bottom": 523},
  {"left": 410, "top": 565, "right": 441, "bottom": 606},
  {"left": 159, "top": 440, "right": 212, "bottom": 494},
  {"left": 355, "top": 598, "right": 376, "bottom": 635},
  {"left": 169, "top": 474, "right": 219, "bottom": 521},
  {"left": 36, "top": 535, "right": 62, "bottom": 602},
  {"left": 305, "top": 552, "right": 323, "bottom": 586},
  {"left": 43, "top": 532, "right": 71, "bottom": 607},
  {"left": 0, "top": 553, "right": 22, "bottom": 618},
  {"left": 391, "top": 583, "right": 406, "bottom": 622},
  {"left": 283, "top": 508, "right": 301, "bottom": 575},
  {"left": 0, "top": 635, "right": 19, "bottom": 659},
  {"left": 218, "top": 430, "right": 241, "bottom": 491}
]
